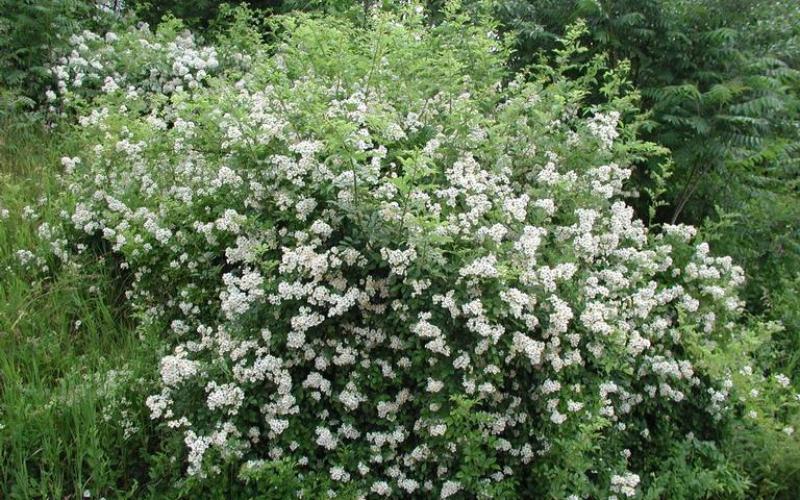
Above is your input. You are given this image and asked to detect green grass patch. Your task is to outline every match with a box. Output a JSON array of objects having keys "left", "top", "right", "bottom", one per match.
[{"left": 0, "top": 119, "right": 159, "bottom": 498}]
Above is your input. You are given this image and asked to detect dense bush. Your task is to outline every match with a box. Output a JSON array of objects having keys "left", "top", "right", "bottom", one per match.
[{"left": 16, "top": 5, "right": 796, "bottom": 496}]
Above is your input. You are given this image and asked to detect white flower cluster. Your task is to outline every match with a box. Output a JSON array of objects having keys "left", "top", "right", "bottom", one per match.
[
  {"left": 610, "top": 472, "right": 640, "bottom": 498},
  {"left": 47, "top": 23, "right": 229, "bottom": 114},
  {"left": 587, "top": 110, "right": 621, "bottom": 149}
]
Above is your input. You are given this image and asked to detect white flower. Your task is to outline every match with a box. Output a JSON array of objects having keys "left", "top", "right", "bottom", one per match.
[
  {"left": 775, "top": 374, "right": 791, "bottom": 388},
  {"left": 513, "top": 332, "right": 545, "bottom": 365},
  {"left": 440, "top": 480, "right": 462, "bottom": 498},
  {"left": 503, "top": 194, "right": 529, "bottom": 222},
  {"left": 550, "top": 411, "right": 567, "bottom": 425},
  {"left": 205, "top": 382, "right": 244, "bottom": 415},
  {"left": 101, "top": 76, "right": 119, "bottom": 93},
  {"left": 426, "top": 378, "right": 445, "bottom": 393},
  {"left": 429, "top": 424, "right": 447, "bottom": 437},
  {"left": 587, "top": 111, "right": 620, "bottom": 149},
  {"left": 610, "top": 472, "right": 640, "bottom": 498},
  {"left": 315, "top": 427, "right": 338, "bottom": 450},
  {"left": 160, "top": 353, "right": 199, "bottom": 387},
  {"left": 381, "top": 247, "right": 417, "bottom": 276},
  {"left": 459, "top": 254, "right": 499, "bottom": 279},
  {"left": 329, "top": 466, "right": 350, "bottom": 482},
  {"left": 371, "top": 481, "right": 391, "bottom": 496}
]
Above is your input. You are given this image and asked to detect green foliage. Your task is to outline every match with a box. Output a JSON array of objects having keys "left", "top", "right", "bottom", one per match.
[
  {"left": 683, "top": 316, "right": 800, "bottom": 498},
  {"left": 0, "top": 0, "right": 104, "bottom": 96},
  {"left": 238, "top": 458, "right": 303, "bottom": 497},
  {"left": 641, "top": 436, "right": 750, "bottom": 499},
  {"left": 125, "top": 0, "right": 284, "bottom": 27},
  {"left": 444, "top": 397, "right": 518, "bottom": 497},
  {"left": 1, "top": 1, "right": 799, "bottom": 498},
  {"left": 738, "top": 0, "right": 800, "bottom": 69},
  {"left": 0, "top": 118, "right": 160, "bottom": 498}
]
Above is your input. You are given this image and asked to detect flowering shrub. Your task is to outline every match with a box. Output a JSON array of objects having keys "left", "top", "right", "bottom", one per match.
[
  {"left": 45, "top": 14, "right": 256, "bottom": 114},
  {"left": 31, "top": 4, "right": 799, "bottom": 498}
]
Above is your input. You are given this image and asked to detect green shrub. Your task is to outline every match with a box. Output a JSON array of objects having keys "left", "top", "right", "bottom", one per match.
[{"left": 18, "top": 4, "right": 799, "bottom": 496}]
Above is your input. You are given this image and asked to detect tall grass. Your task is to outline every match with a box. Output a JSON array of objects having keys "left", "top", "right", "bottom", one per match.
[{"left": 0, "top": 118, "right": 157, "bottom": 498}]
